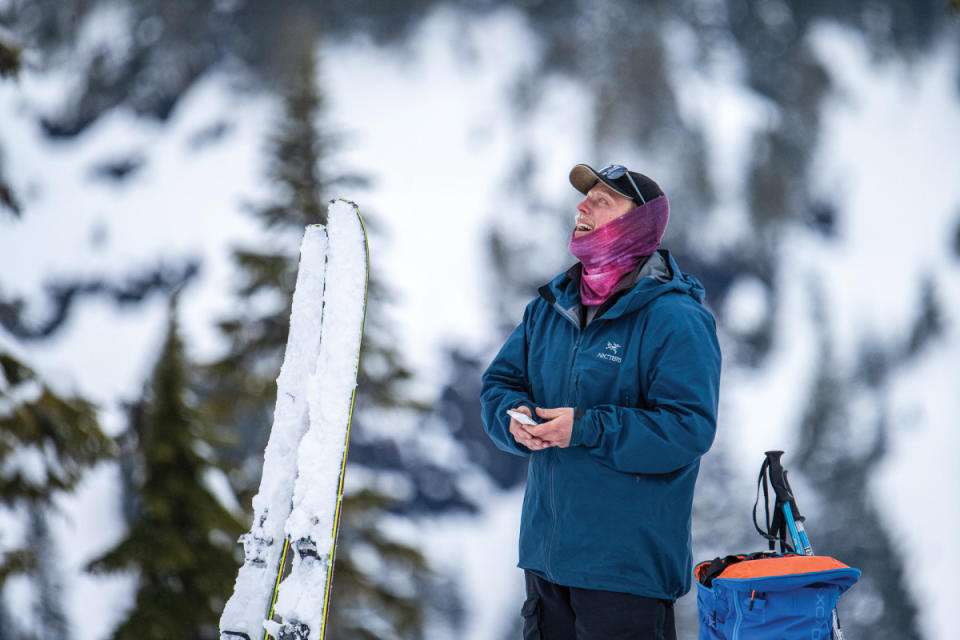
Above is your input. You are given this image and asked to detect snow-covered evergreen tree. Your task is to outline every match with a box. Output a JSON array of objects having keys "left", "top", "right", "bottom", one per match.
[
  {"left": 0, "top": 349, "right": 113, "bottom": 638},
  {"left": 0, "top": 350, "right": 111, "bottom": 556}
]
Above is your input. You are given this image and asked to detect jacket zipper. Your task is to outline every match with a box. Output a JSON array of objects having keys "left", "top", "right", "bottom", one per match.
[
  {"left": 545, "top": 448, "right": 557, "bottom": 582},
  {"left": 545, "top": 306, "right": 582, "bottom": 583}
]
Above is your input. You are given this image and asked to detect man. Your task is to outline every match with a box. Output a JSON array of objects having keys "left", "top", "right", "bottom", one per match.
[{"left": 480, "top": 164, "right": 721, "bottom": 639}]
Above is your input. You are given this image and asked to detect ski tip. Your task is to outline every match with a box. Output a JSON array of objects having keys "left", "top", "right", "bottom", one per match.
[
  {"left": 330, "top": 197, "right": 359, "bottom": 210},
  {"left": 327, "top": 197, "right": 369, "bottom": 247}
]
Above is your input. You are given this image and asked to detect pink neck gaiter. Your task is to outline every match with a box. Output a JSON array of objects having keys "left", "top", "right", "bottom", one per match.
[{"left": 568, "top": 195, "right": 669, "bottom": 306}]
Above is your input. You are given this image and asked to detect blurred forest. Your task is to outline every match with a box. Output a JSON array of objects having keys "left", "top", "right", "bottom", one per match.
[{"left": 2, "top": 0, "right": 959, "bottom": 638}]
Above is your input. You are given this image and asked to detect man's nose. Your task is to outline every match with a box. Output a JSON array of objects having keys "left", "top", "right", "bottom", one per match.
[{"left": 576, "top": 200, "right": 589, "bottom": 214}]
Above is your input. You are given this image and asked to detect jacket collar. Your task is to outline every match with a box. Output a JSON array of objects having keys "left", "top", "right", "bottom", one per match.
[{"left": 539, "top": 249, "right": 704, "bottom": 323}]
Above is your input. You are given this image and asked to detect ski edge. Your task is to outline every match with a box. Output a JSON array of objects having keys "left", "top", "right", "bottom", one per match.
[{"left": 317, "top": 198, "right": 369, "bottom": 640}]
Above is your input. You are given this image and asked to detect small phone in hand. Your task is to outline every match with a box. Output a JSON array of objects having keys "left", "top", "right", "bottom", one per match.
[{"left": 507, "top": 409, "right": 539, "bottom": 426}]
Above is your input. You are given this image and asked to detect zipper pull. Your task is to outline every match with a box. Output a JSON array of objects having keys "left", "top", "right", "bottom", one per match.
[{"left": 749, "top": 590, "right": 756, "bottom": 611}]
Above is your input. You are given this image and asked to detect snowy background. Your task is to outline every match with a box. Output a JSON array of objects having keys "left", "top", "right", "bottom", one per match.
[{"left": 2, "top": 2, "right": 959, "bottom": 639}]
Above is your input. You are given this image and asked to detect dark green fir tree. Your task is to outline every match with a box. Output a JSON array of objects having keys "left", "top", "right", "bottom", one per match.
[
  {"left": 204, "top": 43, "right": 429, "bottom": 638},
  {"left": 0, "top": 27, "right": 23, "bottom": 216},
  {"left": 86, "top": 297, "right": 243, "bottom": 640},
  {"left": 0, "top": 349, "right": 114, "bottom": 639},
  {"left": 1, "top": 38, "right": 107, "bottom": 638},
  {"left": 204, "top": 45, "right": 332, "bottom": 472}
]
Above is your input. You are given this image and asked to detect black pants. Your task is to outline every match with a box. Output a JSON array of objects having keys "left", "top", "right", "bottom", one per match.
[{"left": 521, "top": 571, "right": 676, "bottom": 640}]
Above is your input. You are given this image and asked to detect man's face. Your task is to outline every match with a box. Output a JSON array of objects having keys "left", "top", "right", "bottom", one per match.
[{"left": 574, "top": 183, "right": 636, "bottom": 238}]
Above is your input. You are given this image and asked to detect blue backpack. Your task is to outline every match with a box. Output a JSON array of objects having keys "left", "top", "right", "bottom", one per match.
[
  {"left": 695, "top": 553, "right": 860, "bottom": 640},
  {"left": 696, "top": 452, "right": 861, "bottom": 639}
]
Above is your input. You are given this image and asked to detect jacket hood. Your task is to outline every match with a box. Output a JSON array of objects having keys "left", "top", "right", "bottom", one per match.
[{"left": 542, "top": 249, "right": 706, "bottom": 321}]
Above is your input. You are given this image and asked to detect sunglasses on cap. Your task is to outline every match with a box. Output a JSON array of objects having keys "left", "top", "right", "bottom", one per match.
[{"left": 599, "top": 164, "right": 646, "bottom": 205}]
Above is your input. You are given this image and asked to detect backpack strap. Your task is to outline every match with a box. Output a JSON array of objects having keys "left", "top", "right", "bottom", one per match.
[
  {"left": 698, "top": 555, "right": 744, "bottom": 588},
  {"left": 697, "top": 552, "right": 778, "bottom": 587}
]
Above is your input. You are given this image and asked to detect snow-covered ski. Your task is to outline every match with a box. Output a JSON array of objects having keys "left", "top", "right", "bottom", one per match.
[{"left": 220, "top": 198, "right": 369, "bottom": 640}]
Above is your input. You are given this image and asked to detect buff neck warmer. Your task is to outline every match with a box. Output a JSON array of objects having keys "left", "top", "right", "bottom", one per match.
[{"left": 568, "top": 195, "right": 669, "bottom": 306}]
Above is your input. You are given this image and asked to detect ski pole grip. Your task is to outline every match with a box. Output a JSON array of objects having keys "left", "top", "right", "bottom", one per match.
[
  {"left": 764, "top": 450, "right": 803, "bottom": 515},
  {"left": 764, "top": 450, "right": 793, "bottom": 500}
]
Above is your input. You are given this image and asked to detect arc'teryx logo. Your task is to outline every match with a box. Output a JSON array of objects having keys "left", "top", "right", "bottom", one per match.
[{"left": 597, "top": 341, "right": 623, "bottom": 364}]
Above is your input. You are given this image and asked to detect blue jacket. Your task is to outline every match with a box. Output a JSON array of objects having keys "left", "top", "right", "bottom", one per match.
[{"left": 480, "top": 250, "right": 721, "bottom": 600}]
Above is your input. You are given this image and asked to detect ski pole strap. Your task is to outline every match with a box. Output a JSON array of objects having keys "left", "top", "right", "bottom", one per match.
[{"left": 753, "top": 457, "right": 782, "bottom": 551}]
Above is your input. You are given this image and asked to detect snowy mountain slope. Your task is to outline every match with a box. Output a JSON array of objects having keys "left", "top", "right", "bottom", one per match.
[
  {"left": 714, "top": 24, "right": 960, "bottom": 640},
  {"left": 808, "top": 25, "right": 960, "bottom": 639},
  {"left": 1, "top": 5, "right": 959, "bottom": 639},
  {"left": 1, "top": 71, "right": 274, "bottom": 400},
  {"left": 322, "top": 8, "right": 592, "bottom": 391},
  {"left": 1, "top": 70, "right": 279, "bottom": 639}
]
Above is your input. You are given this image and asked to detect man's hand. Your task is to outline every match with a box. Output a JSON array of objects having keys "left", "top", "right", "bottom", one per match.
[
  {"left": 508, "top": 406, "right": 549, "bottom": 451},
  {"left": 531, "top": 407, "right": 574, "bottom": 448}
]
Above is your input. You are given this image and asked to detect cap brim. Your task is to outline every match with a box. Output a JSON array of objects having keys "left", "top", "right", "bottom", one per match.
[{"left": 569, "top": 164, "right": 634, "bottom": 200}]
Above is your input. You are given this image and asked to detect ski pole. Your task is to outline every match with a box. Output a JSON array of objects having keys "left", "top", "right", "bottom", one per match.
[
  {"left": 763, "top": 451, "right": 845, "bottom": 639},
  {"left": 764, "top": 451, "right": 813, "bottom": 555}
]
